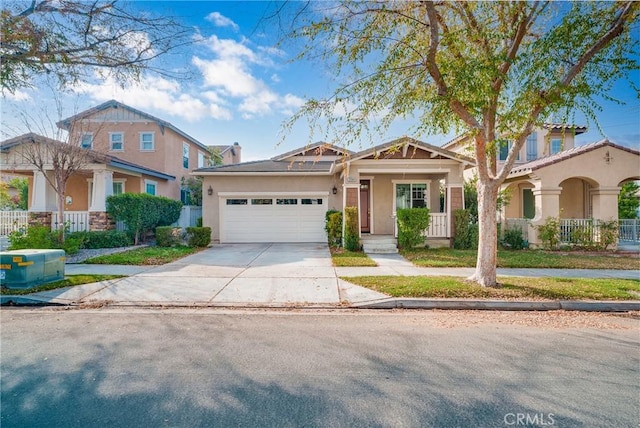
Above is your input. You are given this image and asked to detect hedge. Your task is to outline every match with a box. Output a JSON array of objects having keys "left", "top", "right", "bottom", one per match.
[
  {"left": 396, "top": 208, "right": 430, "bottom": 249},
  {"left": 186, "top": 227, "right": 211, "bottom": 247},
  {"left": 344, "top": 207, "right": 360, "bottom": 251},
  {"left": 325, "top": 210, "right": 343, "bottom": 248},
  {"left": 156, "top": 226, "right": 184, "bottom": 247}
]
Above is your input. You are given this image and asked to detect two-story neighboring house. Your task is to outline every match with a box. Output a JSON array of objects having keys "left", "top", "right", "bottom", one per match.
[
  {"left": 0, "top": 100, "right": 241, "bottom": 232},
  {"left": 442, "top": 124, "right": 640, "bottom": 247}
]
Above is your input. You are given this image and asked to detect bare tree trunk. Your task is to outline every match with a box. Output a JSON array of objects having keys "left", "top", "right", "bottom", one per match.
[
  {"left": 56, "top": 183, "right": 65, "bottom": 244},
  {"left": 469, "top": 181, "right": 499, "bottom": 287}
]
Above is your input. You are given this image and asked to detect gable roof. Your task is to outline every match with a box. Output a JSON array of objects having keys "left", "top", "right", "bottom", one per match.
[
  {"left": 194, "top": 159, "right": 334, "bottom": 175},
  {"left": 56, "top": 99, "right": 209, "bottom": 151},
  {"left": 350, "top": 136, "right": 475, "bottom": 165},
  {"left": 272, "top": 142, "right": 354, "bottom": 161},
  {"left": 0, "top": 133, "right": 175, "bottom": 181},
  {"left": 508, "top": 139, "right": 640, "bottom": 178}
]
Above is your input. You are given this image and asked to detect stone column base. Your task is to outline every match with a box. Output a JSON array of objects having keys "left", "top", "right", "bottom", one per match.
[
  {"left": 89, "top": 212, "right": 115, "bottom": 231},
  {"left": 29, "top": 212, "right": 52, "bottom": 228}
]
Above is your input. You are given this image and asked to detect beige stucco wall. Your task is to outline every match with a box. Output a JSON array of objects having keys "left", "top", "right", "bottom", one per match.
[
  {"left": 201, "top": 175, "right": 337, "bottom": 242},
  {"left": 558, "top": 178, "right": 586, "bottom": 218}
]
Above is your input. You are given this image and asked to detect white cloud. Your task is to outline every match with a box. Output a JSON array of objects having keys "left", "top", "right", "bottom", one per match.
[
  {"left": 2, "top": 89, "right": 31, "bottom": 101},
  {"left": 73, "top": 75, "right": 231, "bottom": 122},
  {"left": 205, "top": 12, "right": 239, "bottom": 31}
]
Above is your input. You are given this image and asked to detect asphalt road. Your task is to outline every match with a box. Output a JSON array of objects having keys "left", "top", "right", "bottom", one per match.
[{"left": 1, "top": 309, "right": 638, "bottom": 428}]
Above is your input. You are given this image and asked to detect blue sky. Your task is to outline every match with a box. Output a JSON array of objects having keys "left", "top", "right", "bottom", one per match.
[{"left": 1, "top": 1, "right": 638, "bottom": 161}]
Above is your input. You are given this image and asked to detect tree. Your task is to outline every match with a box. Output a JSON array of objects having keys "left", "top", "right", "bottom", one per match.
[
  {"left": 1, "top": 0, "right": 192, "bottom": 92},
  {"left": 283, "top": 1, "right": 638, "bottom": 286},
  {"left": 619, "top": 182, "right": 640, "bottom": 219}
]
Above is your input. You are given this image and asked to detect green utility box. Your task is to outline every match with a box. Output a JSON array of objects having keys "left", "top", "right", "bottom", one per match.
[{"left": 0, "top": 249, "right": 66, "bottom": 289}]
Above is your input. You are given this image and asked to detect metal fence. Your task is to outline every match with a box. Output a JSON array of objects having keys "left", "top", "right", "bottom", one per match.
[
  {"left": 619, "top": 219, "right": 640, "bottom": 242},
  {"left": 51, "top": 211, "right": 90, "bottom": 233}
]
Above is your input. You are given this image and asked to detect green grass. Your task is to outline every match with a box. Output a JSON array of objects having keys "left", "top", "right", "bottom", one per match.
[
  {"left": 331, "top": 249, "right": 377, "bottom": 267},
  {"left": 342, "top": 275, "right": 640, "bottom": 300},
  {"left": 402, "top": 248, "right": 640, "bottom": 270},
  {"left": 84, "top": 245, "right": 201, "bottom": 265},
  {"left": 1, "top": 274, "right": 125, "bottom": 295}
]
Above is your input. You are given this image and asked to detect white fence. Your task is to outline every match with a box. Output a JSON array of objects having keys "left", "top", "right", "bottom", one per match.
[
  {"left": 619, "top": 219, "right": 640, "bottom": 242},
  {"left": 427, "top": 213, "right": 448, "bottom": 238},
  {"left": 52, "top": 211, "right": 90, "bottom": 233},
  {"left": 0, "top": 211, "right": 29, "bottom": 235},
  {"left": 173, "top": 206, "right": 202, "bottom": 229}
]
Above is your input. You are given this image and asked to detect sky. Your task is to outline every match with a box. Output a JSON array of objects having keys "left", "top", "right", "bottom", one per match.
[{"left": 1, "top": 1, "right": 639, "bottom": 162}]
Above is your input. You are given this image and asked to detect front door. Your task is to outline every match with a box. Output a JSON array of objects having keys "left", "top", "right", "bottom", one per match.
[{"left": 360, "top": 180, "right": 370, "bottom": 233}]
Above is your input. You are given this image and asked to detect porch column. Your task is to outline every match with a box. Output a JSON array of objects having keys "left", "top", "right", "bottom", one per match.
[
  {"left": 89, "top": 170, "right": 114, "bottom": 231},
  {"left": 448, "top": 185, "right": 464, "bottom": 239},
  {"left": 30, "top": 170, "right": 57, "bottom": 212},
  {"left": 529, "top": 186, "right": 562, "bottom": 247},
  {"left": 591, "top": 186, "right": 620, "bottom": 221},
  {"left": 89, "top": 170, "right": 113, "bottom": 212},
  {"left": 343, "top": 183, "right": 360, "bottom": 238}
]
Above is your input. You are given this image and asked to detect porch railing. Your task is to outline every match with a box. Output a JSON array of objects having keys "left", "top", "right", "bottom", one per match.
[
  {"left": 52, "top": 211, "right": 90, "bottom": 233},
  {"left": 619, "top": 219, "right": 640, "bottom": 243},
  {"left": 0, "top": 211, "right": 29, "bottom": 235},
  {"left": 427, "top": 213, "right": 448, "bottom": 238}
]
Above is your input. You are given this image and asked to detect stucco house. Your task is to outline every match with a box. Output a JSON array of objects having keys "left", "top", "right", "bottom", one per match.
[
  {"left": 443, "top": 125, "right": 640, "bottom": 247},
  {"left": 194, "top": 137, "right": 474, "bottom": 250},
  {"left": 0, "top": 100, "right": 240, "bottom": 232}
]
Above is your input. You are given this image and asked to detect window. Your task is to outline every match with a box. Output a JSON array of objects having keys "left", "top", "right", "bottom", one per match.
[
  {"left": 112, "top": 182, "right": 124, "bottom": 195},
  {"left": 180, "top": 188, "right": 191, "bottom": 205},
  {"left": 276, "top": 198, "right": 297, "bottom": 205},
  {"left": 81, "top": 133, "right": 93, "bottom": 149},
  {"left": 198, "top": 152, "right": 205, "bottom": 168},
  {"left": 145, "top": 180, "right": 157, "bottom": 196},
  {"left": 550, "top": 138, "right": 562, "bottom": 154},
  {"left": 140, "top": 132, "right": 154, "bottom": 151},
  {"left": 498, "top": 141, "right": 520, "bottom": 161},
  {"left": 110, "top": 133, "right": 124, "bottom": 151},
  {"left": 301, "top": 199, "right": 323, "bottom": 205},
  {"left": 526, "top": 132, "right": 538, "bottom": 161},
  {"left": 226, "top": 199, "right": 247, "bottom": 205},
  {"left": 252, "top": 199, "right": 273, "bottom": 205},
  {"left": 183, "top": 143, "right": 189, "bottom": 168},
  {"left": 396, "top": 183, "right": 427, "bottom": 209}
]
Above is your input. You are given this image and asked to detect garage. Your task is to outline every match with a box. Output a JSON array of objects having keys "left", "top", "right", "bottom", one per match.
[{"left": 219, "top": 194, "right": 328, "bottom": 243}]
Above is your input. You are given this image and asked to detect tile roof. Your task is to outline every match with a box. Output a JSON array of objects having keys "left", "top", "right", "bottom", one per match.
[{"left": 508, "top": 139, "right": 640, "bottom": 177}]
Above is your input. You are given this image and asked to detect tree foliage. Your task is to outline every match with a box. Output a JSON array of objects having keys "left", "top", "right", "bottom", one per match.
[
  {"left": 283, "top": 1, "right": 638, "bottom": 286},
  {"left": 0, "top": 0, "right": 192, "bottom": 92},
  {"left": 618, "top": 181, "right": 640, "bottom": 219}
]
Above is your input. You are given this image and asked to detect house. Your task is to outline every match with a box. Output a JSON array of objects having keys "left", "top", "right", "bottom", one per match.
[
  {"left": 443, "top": 125, "right": 640, "bottom": 247},
  {"left": 194, "top": 137, "right": 474, "bottom": 248},
  {"left": 56, "top": 100, "right": 241, "bottom": 203},
  {"left": 0, "top": 100, "right": 241, "bottom": 232}
]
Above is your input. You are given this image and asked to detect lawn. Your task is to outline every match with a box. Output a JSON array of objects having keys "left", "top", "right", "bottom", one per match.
[
  {"left": 84, "top": 246, "right": 201, "bottom": 265},
  {"left": 342, "top": 276, "right": 640, "bottom": 300},
  {"left": 0, "top": 274, "right": 125, "bottom": 295},
  {"left": 402, "top": 248, "right": 640, "bottom": 270},
  {"left": 331, "top": 249, "right": 377, "bottom": 267}
]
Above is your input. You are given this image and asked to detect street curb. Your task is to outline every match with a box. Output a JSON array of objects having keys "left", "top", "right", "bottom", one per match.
[{"left": 352, "top": 298, "right": 640, "bottom": 312}]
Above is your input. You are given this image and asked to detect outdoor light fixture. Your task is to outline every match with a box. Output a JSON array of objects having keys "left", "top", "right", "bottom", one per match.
[
  {"left": 332, "top": 186, "right": 338, "bottom": 195},
  {"left": 207, "top": 185, "right": 213, "bottom": 196}
]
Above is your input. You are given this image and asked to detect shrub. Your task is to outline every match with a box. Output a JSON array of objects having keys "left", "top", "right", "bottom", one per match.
[
  {"left": 8, "top": 224, "right": 82, "bottom": 255},
  {"left": 537, "top": 216, "right": 561, "bottom": 250},
  {"left": 502, "top": 226, "right": 526, "bottom": 250},
  {"left": 196, "top": 217, "right": 203, "bottom": 227},
  {"left": 186, "top": 227, "right": 211, "bottom": 247},
  {"left": 107, "top": 193, "right": 182, "bottom": 244},
  {"left": 325, "top": 210, "right": 343, "bottom": 248},
  {"left": 69, "top": 230, "right": 132, "bottom": 249},
  {"left": 597, "top": 220, "right": 619, "bottom": 251},
  {"left": 343, "top": 207, "right": 360, "bottom": 251},
  {"left": 156, "top": 226, "right": 184, "bottom": 247},
  {"left": 453, "top": 209, "right": 478, "bottom": 250},
  {"left": 396, "top": 208, "right": 430, "bottom": 249}
]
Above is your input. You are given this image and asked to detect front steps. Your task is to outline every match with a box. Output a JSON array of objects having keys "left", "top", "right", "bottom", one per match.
[{"left": 361, "top": 235, "right": 398, "bottom": 254}]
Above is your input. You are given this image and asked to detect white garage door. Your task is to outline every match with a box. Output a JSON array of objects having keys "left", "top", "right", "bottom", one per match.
[{"left": 220, "top": 195, "right": 327, "bottom": 243}]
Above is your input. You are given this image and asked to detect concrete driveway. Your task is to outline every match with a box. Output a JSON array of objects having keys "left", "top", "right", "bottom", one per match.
[{"left": 47, "top": 243, "right": 388, "bottom": 307}]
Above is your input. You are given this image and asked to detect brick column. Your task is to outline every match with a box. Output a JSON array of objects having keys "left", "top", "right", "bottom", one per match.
[
  {"left": 29, "top": 212, "right": 52, "bottom": 228},
  {"left": 89, "top": 212, "right": 115, "bottom": 231},
  {"left": 345, "top": 187, "right": 358, "bottom": 207}
]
